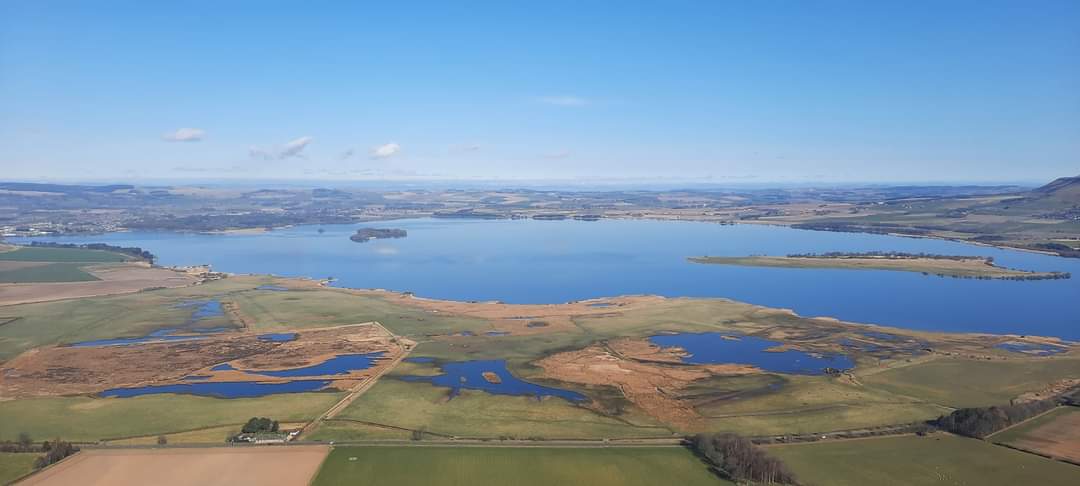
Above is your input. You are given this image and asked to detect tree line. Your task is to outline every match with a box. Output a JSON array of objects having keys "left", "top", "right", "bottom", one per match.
[
  {"left": 689, "top": 433, "right": 798, "bottom": 485},
  {"left": 934, "top": 398, "right": 1059, "bottom": 438},
  {"left": 27, "top": 241, "right": 156, "bottom": 263},
  {"left": 1, "top": 433, "right": 79, "bottom": 470}
]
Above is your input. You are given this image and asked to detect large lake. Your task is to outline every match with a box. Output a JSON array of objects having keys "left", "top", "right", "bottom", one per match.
[{"left": 16, "top": 219, "right": 1080, "bottom": 339}]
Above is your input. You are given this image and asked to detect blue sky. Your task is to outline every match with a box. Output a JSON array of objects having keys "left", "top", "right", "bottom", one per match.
[{"left": 1, "top": 1, "right": 1077, "bottom": 184}]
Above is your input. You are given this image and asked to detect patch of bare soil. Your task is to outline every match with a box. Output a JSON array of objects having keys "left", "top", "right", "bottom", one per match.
[
  {"left": 1005, "top": 409, "right": 1080, "bottom": 464},
  {"left": 0, "top": 324, "right": 404, "bottom": 398},
  {"left": 535, "top": 339, "right": 755, "bottom": 431},
  {"left": 0, "top": 263, "right": 197, "bottom": 306},
  {"left": 17, "top": 446, "right": 330, "bottom": 486}
]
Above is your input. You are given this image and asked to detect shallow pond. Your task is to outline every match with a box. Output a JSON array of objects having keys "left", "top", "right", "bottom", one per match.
[
  {"left": 995, "top": 342, "right": 1068, "bottom": 356},
  {"left": 69, "top": 328, "right": 210, "bottom": 347},
  {"left": 401, "top": 360, "right": 586, "bottom": 402},
  {"left": 99, "top": 379, "right": 331, "bottom": 398},
  {"left": 650, "top": 332, "right": 854, "bottom": 375},
  {"left": 257, "top": 333, "right": 298, "bottom": 342},
  {"left": 239, "top": 353, "right": 384, "bottom": 377}
]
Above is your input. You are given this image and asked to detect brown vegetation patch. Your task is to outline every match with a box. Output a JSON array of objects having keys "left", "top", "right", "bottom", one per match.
[
  {"left": 0, "top": 263, "right": 197, "bottom": 306},
  {"left": 535, "top": 339, "right": 755, "bottom": 431},
  {"left": 0, "top": 261, "right": 50, "bottom": 272},
  {"left": 1004, "top": 408, "right": 1080, "bottom": 463},
  {"left": 0, "top": 324, "right": 404, "bottom": 398}
]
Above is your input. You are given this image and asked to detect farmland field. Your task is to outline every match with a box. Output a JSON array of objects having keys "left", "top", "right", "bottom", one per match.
[
  {"left": 992, "top": 406, "right": 1080, "bottom": 464},
  {"left": 310, "top": 446, "right": 726, "bottom": 486},
  {"left": 0, "top": 393, "right": 343, "bottom": 442},
  {"left": 0, "top": 453, "right": 37, "bottom": 485},
  {"left": 859, "top": 357, "right": 1080, "bottom": 408},
  {"left": 769, "top": 434, "right": 1080, "bottom": 485},
  {"left": 0, "top": 262, "right": 100, "bottom": 283},
  {"left": 0, "top": 247, "right": 128, "bottom": 263},
  {"left": 18, "top": 446, "right": 329, "bottom": 486}
]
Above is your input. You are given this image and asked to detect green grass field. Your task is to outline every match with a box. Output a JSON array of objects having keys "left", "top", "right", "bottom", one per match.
[
  {"left": 770, "top": 434, "right": 1080, "bottom": 485},
  {"left": 0, "top": 247, "right": 127, "bottom": 262},
  {"left": 229, "top": 288, "right": 491, "bottom": 334},
  {"left": 0, "top": 278, "right": 257, "bottom": 360},
  {"left": 0, "top": 262, "right": 100, "bottom": 283},
  {"left": 0, "top": 392, "right": 343, "bottom": 442},
  {"left": 859, "top": 357, "right": 1080, "bottom": 408},
  {"left": 0, "top": 453, "right": 37, "bottom": 485},
  {"left": 311, "top": 446, "right": 727, "bottom": 486},
  {"left": 333, "top": 378, "right": 674, "bottom": 440}
]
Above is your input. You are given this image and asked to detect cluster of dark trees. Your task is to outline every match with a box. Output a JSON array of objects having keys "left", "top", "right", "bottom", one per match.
[
  {"left": 689, "top": 433, "right": 798, "bottom": 485},
  {"left": 241, "top": 417, "right": 280, "bottom": 434},
  {"left": 786, "top": 251, "right": 982, "bottom": 261},
  {"left": 1, "top": 433, "right": 79, "bottom": 470},
  {"left": 791, "top": 222, "right": 932, "bottom": 236},
  {"left": 27, "top": 241, "right": 155, "bottom": 262},
  {"left": 350, "top": 227, "right": 407, "bottom": 242},
  {"left": 33, "top": 440, "right": 78, "bottom": 470},
  {"left": 934, "top": 399, "right": 1058, "bottom": 438}
]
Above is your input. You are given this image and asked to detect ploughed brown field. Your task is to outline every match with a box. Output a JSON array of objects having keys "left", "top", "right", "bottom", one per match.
[
  {"left": 17, "top": 446, "right": 329, "bottom": 486},
  {"left": 0, "top": 263, "right": 197, "bottom": 306}
]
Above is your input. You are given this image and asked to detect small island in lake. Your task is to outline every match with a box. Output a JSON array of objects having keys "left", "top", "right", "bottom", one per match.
[
  {"left": 688, "top": 252, "right": 1071, "bottom": 280},
  {"left": 350, "top": 227, "right": 407, "bottom": 243}
]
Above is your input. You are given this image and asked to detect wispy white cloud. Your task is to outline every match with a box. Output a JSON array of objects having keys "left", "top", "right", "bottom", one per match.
[
  {"left": 370, "top": 142, "right": 401, "bottom": 159},
  {"left": 248, "top": 136, "right": 314, "bottom": 160},
  {"left": 162, "top": 128, "right": 205, "bottom": 142},
  {"left": 537, "top": 95, "right": 588, "bottom": 107},
  {"left": 449, "top": 143, "right": 481, "bottom": 153}
]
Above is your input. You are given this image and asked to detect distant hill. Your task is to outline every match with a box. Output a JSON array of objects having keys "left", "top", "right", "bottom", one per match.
[{"left": 1030, "top": 175, "right": 1080, "bottom": 200}]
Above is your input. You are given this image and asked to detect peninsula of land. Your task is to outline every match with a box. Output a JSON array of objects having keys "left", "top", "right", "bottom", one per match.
[{"left": 688, "top": 252, "right": 1071, "bottom": 280}]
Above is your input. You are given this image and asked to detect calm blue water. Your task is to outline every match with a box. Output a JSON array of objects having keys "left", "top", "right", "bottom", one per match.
[
  {"left": 240, "top": 353, "right": 383, "bottom": 377},
  {"left": 404, "top": 357, "right": 436, "bottom": 363},
  {"left": 995, "top": 342, "right": 1068, "bottom": 356},
  {"left": 99, "top": 380, "right": 331, "bottom": 398},
  {"left": 175, "top": 300, "right": 224, "bottom": 323},
  {"left": 257, "top": 333, "right": 298, "bottom": 342},
  {"left": 70, "top": 328, "right": 209, "bottom": 347},
  {"left": 401, "top": 360, "right": 587, "bottom": 402},
  {"left": 650, "top": 333, "right": 854, "bottom": 374},
  {"left": 17, "top": 219, "right": 1080, "bottom": 338}
]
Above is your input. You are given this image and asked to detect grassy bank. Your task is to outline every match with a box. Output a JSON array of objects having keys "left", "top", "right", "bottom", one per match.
[
  {"left": 0, "top": 393, "right": 342, "bottom": 442},
  {"left": 769, "top": 434, "right": 1080, "bottom": 485},
  {"left": 311, "top": 446, "right": 726, "bottom": 486},
  {"left": 689, "top": 255, "right": 1066, "bottom": 279}
]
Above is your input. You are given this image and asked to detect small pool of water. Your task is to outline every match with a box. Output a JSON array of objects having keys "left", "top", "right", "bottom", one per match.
[
  {"left": 485, "top": 331, "right": 510, "bottom": 336},
  {"left": 255, "top": 285, "right": 290, "bottom": 291},
  {"left": 996, "top": 342, "right": 1068, "bottom": 356},
  {"left": 401, "top": 359, "right": 586, "bottom": 402},
  {"left": 100, "top": 380, "right": 331, "bottom": 398},
  {"left": 240, "top": 353, "right": 385, "bottom": 377},
  {"left": 650, "top": 332, "right": 854, "bottom": 375},
  {"left": 174, "top": 299, "right": 225, "bottom": 323},
  {"left": 257, "top": 333, "right": 298, "bottom": 342},
  {"left": 69, "top": 328, "right": 210, "bottom": 347}
]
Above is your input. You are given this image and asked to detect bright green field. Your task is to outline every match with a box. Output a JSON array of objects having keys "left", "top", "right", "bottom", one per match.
[
  {"left": 0, "top": 247, "right": 127, "bottom": 262},
  {"left": 0, "top": 392, "right": 343, "bottom": 442},
  {"left": 770, "top": 434, "right": 1080, "bottom": 486},
  {"left": 311, "top": 446, "right": 727, "bottom": 486},
  {"left": 860, "top": 357, "right": 1080, "bottom": 408},
  {"left": 0, "top": 262, "right": 100, "bottom": 283},
  {"left": 0, "top": 453, "right": 37, "bottom": 485}
]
